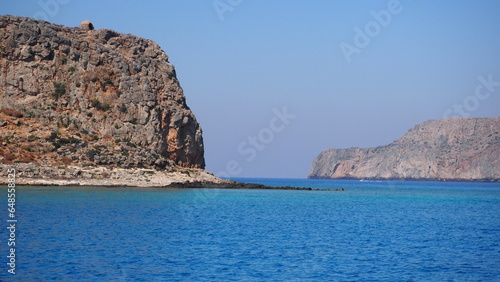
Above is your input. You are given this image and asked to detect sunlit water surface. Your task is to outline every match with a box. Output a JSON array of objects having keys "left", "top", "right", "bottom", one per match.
[{"left": 1, "top": 179, "right": 499, "bottom": 280}]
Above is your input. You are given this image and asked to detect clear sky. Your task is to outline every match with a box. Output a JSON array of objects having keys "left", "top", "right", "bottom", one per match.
[{"left": 3, "top": 1, "right": 500, "bottom": 178}]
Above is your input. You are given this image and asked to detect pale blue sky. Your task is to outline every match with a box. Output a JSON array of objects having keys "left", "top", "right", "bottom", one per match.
[{"left": 2, "top": 1, "right": 500, "bottom": 178}]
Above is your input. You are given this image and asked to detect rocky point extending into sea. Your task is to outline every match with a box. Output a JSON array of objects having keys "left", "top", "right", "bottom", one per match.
[
  {"left": 309, "top": 117, "right": 500, "bottom": 182},
  {"left": 0, "top": 16, "right": 300, "bottom": 190}
]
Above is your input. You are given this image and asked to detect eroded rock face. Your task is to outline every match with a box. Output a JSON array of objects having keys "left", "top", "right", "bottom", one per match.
[
  {"left": 0, "top": 15, "right": 205, "bottom": 169},
  {"left": 309, "top": 118, "right": 500, "bottom": 181}
]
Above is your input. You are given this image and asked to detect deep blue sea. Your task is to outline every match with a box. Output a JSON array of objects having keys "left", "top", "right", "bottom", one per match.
[{"left": 1, "top": 179, "right": 499, "bottom": 281}]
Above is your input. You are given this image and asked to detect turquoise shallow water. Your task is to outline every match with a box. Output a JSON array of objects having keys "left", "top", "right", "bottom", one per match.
[{"left": 1, "top": 179, "right": 499, "bottom": 280}]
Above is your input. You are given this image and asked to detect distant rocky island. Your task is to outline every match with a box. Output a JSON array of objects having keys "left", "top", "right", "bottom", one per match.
[
  {"left": 309, "top": 118, "right": 500, "bottom": 182},
  {"left": 0, "top": 16, "right": 226, "bottom": 187}
]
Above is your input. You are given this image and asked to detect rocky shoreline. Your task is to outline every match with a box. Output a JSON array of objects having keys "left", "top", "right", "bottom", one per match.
[
  {"left": 0, "top": 163, "right": 336, "bottom": 191},
  {"left": 0, "top": 163, "right": 222, "bottom": 187}
]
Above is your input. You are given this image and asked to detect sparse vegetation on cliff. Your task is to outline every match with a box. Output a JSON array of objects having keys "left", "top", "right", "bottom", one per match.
[
  {"left": 0, "top": 15, "right": 205, "bottom": 170},
  {"left": 51, "top": 82, "right": 66, "bottom": 100}
]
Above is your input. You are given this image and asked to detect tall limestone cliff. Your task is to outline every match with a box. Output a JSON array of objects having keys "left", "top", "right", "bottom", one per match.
[
  {"left": 0, "top": 16, "right": 205, "bottom": 169},
  {"left": 309, "top": 118, "right": 500, "bottom": 181}
]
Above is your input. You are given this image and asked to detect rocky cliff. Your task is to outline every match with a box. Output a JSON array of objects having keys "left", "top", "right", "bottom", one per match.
[
  {"left": 309, "top": 118, "right": 500, "bottom": 181},
  {"left": 0, "top": 15, "right": 205, "bottom": 170}
]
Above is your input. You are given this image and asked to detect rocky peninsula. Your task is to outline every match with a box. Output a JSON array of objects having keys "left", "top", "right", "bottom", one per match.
[
  {"left": 0, "top": 16, "right": 310, "bottom": 190},
  {"left": 309, "top": 118, "right": 500, "bottom": 182}
]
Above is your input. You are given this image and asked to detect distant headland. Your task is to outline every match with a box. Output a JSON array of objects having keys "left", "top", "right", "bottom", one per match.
[{"left": 309, "top": 118, "right": 500, "bottom": 182}]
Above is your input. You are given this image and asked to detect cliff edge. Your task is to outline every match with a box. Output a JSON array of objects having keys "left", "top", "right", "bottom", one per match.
[
  {"left": 0, "top": 15, "right": 214, "bottom": 185},
  {"left": 309, "top": 118, "right": 500, "bottom": 182},
  {"left": 0, "top": 16, "right": 205, "bottom": 169}
]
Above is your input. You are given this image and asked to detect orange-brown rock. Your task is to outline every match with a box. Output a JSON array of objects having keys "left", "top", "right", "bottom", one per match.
[{"left": 0, "top": 15, "right": 205, "bottom": 169}]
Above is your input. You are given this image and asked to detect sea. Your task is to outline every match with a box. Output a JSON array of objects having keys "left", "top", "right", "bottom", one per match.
[{"left": 1, "top": 178, "right": 499, "bottom": 281}]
